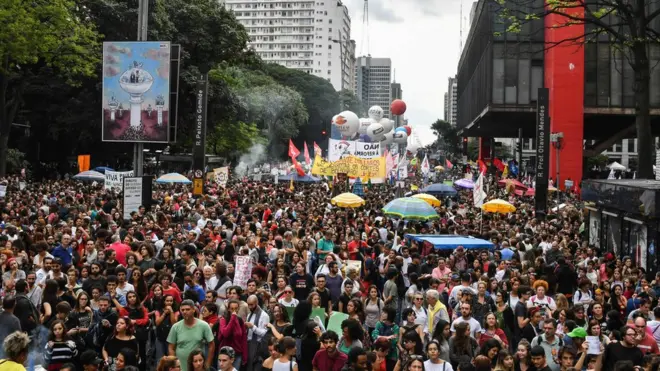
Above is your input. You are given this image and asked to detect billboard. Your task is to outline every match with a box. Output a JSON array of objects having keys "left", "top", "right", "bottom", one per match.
[
  {"left": 328, "top": 139, "right": 381, "bottom": 161},
  {"left": 102, "top": 41, "right": 171, "bottom": 142}
]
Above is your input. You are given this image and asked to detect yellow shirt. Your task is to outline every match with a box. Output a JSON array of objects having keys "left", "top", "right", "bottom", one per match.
[{"left": 0, "top": 360, "right": 25, "bottom": 371}]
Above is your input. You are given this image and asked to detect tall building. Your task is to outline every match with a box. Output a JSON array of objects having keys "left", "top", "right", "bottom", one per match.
[
  {"left": 355, "top": 56, "right": 393, "bottom": 117},
  {"left": 223, "top": 0, "right": 355, "bottom": 92},
  {"left": 446, "top": 76, "right": 458, "bottom": 126},
  {"left": 391, "top": 81, "right": 403, "bottom": 127}
]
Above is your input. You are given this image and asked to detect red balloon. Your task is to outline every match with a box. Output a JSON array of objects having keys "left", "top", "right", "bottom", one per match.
[
  {"left": 390, "top": 99, "right": 407, "bottom": 116},
  {"left": 404, "top": 125, "right": 412, "bottom": 136}
]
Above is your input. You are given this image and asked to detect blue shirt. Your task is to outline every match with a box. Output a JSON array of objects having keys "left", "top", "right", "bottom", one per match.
[
  {"left": 184, "top": 284, "right": 206, "bottom": 303},
  {"left": 500, "top": 248, "right": 515, "bottom": 260},
  {"left": 51, "top": 245, "right": 73, "bottom": 266}
]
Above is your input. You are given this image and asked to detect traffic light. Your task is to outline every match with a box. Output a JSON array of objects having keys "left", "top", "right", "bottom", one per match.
[
  {"left": 516, "top": 141, "right": 521, "bottom": 152},
  {"left": 321, "top": 129, "right": 327, "bottom": 136},
  {"left": 462, "top": 137, "right": 468, "bottom": 155}
]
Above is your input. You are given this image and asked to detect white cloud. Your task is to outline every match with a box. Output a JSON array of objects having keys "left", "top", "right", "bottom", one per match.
[{"left": 345, "top": 0, "right": 464, "bottom": 146}]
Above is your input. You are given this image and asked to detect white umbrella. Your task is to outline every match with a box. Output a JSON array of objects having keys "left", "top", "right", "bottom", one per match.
[
  {"left": 73, "top": 170, "right": 105, "bottom": 182},
  {"left": 156, "top": 173, "right": 192, "bottom": 184},
  {"left": 608, "top": 161, "right": 626, "bottom": 171}
]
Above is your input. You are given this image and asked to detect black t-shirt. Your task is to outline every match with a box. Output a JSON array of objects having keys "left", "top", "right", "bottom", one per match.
[
  {"left": 514, "top": 301, "right": 528, "bottom": 337},
  {"left": 289, "top": 273, "right": 314, "bottom": 300},
  {"left": 601, "top": 342, "right": 644, "bottom": 371},
  {"left": 339, "top": 293, "right": 352, "bottom": 313},
  {"left": 315, "top": 287, "right": 331, "bottom": 311}
]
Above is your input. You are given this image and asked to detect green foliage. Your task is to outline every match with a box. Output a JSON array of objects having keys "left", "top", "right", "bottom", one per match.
[
  {"left": 339, "top": 89, "right": 365, "bottom": 116},
  {"left": 207, "top": 121, "right": 264, "bottom": 158},
  {"left": 431, "top": 119, "right": 461, "bottom": 158},
  {"left": 586, "top": 154, "right": 609, "bottom": 170},
  {"left": 5, "top": 148, "right": 27, "bottom": 174}
]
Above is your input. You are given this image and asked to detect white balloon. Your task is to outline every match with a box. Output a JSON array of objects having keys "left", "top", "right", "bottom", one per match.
[
  {"left": 368, "top": 106, "right": 384, "bottom": 121},
  {"left": 367, "top": 122, "right": 385, "bottom": 141},
  {"left": 357, "top": 118, "right": 372, "bottom": 135},
  {"left": 379, "top": 131, "right": 394, "bottom": 146},
  {"left": 407, "top": 141, "right": 420, "bottom": 154},
  {"left": 379, "top": 118, "right": 394, "bottom": 134},
  {"left": 333, "top": 111, "right": 359, "bottom": 137},
  {"left": 393, "top": 131, "right": 408, "bottom": 144}
]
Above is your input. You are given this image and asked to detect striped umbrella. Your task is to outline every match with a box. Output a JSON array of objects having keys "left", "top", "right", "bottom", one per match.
[
  {"left": 382, "top": 197, "right": 439, "bottom": 220},
  {"left": 72, "top": 170, "right": 105, "bottom": 182},
  {"left": 156, "top": 173, "right": 192, "bottom": 184}
]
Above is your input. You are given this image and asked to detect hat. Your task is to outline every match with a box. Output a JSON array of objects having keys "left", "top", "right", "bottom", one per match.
[
  {"left": 567, "top": 328, "right": 587, "bottom": 338},
  {"left": 80, "top": 349, "right": 103, "bottom": 366}
]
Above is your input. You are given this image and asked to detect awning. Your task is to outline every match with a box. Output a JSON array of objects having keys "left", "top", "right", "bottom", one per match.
[{"left": 404, "top": 234, "right": 495, "bottom": 250}]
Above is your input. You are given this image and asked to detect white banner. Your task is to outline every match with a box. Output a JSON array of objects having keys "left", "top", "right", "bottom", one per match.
[
  {"left": 123, "top": 177, "right": 143, "bottom": 220},
  {"left": 105, "top": 170, "right": 134, "bottom": 190},
  {"left": 473, "top": 172, "right": 486, "bottom": 207},
  {"left": 328, "top": 139, "right": 380, "bottom": 161},
  {"left": 213, "top": 167, "right": 229, "bottom": 187},
  {"left": 233, "top": 255, "right": 252, "bottom": 289},
  {"left": 421, "top": 154, "right": 430, "bottom": 175}
]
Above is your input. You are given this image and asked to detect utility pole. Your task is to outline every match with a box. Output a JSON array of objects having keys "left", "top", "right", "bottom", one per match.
[
  {"left": 133, "top": 0, "right": 149, "bottom": 176},
  {"left": 518, "top": 128, "right": 523, "bottom": 177}
]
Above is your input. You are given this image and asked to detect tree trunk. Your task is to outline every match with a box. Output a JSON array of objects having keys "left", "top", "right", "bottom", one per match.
[{"left": 634, "top": 44, "right": 654, "bottom": 179}]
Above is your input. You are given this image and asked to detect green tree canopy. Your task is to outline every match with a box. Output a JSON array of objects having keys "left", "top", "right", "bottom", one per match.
[
  {"left": 0, "top": 0, "right": 101, "bottom": 175},
  {"left": 431, "top": 119, "right": 462, "bottom": 158}
]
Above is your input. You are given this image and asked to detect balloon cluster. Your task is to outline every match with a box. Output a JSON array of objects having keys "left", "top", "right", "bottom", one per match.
[{"left": 331, "top": 100, "right": 411, "bottom": 147}]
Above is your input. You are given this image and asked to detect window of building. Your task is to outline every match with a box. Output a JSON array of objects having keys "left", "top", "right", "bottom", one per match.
[
  {"left": 627, "top": 139, "right": 635, "bottom": 153},
  {"left": 492, "top": 44, "right": 505, "bottom": 104}
]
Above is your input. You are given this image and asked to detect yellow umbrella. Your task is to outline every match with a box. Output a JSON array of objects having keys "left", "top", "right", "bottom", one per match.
[
  {"left": 412, "top": 193, "right": 441, "bottom": 207},
  {"left": 331, "top": 193, "right": 365, "bottom": 208},
  {"left": 434, "top": 165, "right": 445, "bottom": 171},
  {"left": 481, "top": 199, "right": 516, "bottom": 214}
]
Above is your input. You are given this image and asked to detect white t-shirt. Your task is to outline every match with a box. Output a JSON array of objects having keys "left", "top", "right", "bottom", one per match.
[
  {"left": 425, "top": 360, "right": 454, "bottom": 371},
  {"left": 450, "top": 316, "right": 482, "bottom": 338},
  {"left": 272, "top": 359, "right": 297, "bottom": 371},
  {"left": 278, "top": 298, "right": 299, "bottom": 307}
]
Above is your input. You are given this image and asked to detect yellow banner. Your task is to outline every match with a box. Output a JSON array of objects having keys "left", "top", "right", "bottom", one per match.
[{"left": 311, "top": 155, "right": 386, "bottom": 178}]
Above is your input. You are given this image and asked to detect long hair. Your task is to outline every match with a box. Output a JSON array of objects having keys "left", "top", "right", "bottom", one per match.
[
  {"left": 186, "top": 349, "right": 204, "bottom": 371},
  {"left": 453, "top": 322, "right": 470, "bottom": 351},
  {"left": 42, "top": 279, "right": 59, "bottom": 306},
  {"left": 48, "top": 320, "right": 72, "bottom": 342},
  {"left": 223, "top": 299, "right": 243, "bottom": 326},
  {"left": 432, "top": 319, "right": 450, "bottom": 342},
  {"left": 113, "top": 316, "right": 135, "bottom": 337}
]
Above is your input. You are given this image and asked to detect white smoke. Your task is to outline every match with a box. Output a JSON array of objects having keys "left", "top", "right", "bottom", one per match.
[{"left": 235, "top": 143, "right": 267, "bottom": 177}]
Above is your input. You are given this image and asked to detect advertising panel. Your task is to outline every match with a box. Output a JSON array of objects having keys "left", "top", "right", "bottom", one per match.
[
  {"left": 328, "top": 139, "right": 380, "bottom": 161},
  {"left": 102, "top": 41, "right": 171, "bottom": 142}
]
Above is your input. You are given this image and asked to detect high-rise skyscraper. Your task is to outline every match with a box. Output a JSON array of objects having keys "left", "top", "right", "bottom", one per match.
[
  {"left": 355, "top": 56, "right": 393, "bottom": 117},
  {"left": 446, "top": 76, "right": 458, "bottom": 126},
  {"left": 223, "top": 0, "right": 355, "bottom": 92}
]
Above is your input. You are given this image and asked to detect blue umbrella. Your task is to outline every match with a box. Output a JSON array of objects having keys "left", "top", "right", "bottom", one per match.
[
  {"left": 422, "top": 183, "right": 458, "bottom": 197},
  {"left": 94, "top": 166, "right": 114, "bottom": 174},
  {"left": 382, "top": 197, "right": 439, "bottom": 220},
  {"left": 72, "top": 170, "right": 105, "bottom": 182}
]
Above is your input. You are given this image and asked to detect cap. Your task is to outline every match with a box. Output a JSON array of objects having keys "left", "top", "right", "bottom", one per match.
[{"left": 567, "top": 327, "right": 587, "bottom": 338}]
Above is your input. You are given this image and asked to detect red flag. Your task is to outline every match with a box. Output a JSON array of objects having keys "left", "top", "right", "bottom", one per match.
[
  {"left": 292, "top": 158, "right": 306, "bottom": 176},
  {"left": 313, "top": 142, "right": 322, "bottom": 157},
  {"left": 303, "top": 142, "right": 311, "bottom": 165},
  {"left": 288, "top": 139, "right": 300, "bottom": 159},
  {"left": 478, "top": 160, "right": 487, "bottom": 174},
  {"left": 492, "top": 158, "right": 505, "bottom": 171},
  {"left": 445, "top": 159, "right": 453, "bottom": 169}
]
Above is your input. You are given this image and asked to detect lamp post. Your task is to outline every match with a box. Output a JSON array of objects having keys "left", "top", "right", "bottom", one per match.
[{"left": 550, "top": 132, "right": 564, "bottom": 201}]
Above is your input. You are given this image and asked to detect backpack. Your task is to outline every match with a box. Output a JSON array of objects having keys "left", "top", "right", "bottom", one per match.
[
  {"left": 15, "top": 294, "right": 40, "bottom": 335},
  {"left": 534, "top": 334, "right": 563, "bottom": 348}
]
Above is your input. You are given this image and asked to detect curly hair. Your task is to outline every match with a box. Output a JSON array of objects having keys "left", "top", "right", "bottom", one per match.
[{"left": 533, "top": 280, "right": 549, "bottom": 291}]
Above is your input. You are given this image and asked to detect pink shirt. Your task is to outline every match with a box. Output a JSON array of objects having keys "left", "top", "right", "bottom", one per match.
[{"left": 109, "top": 242, "right": 131, "bottom": 266}]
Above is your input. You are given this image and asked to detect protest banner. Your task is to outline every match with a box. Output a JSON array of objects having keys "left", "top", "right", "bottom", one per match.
[
  {"left": 329, "top": 139, "right": 381, "bottom": 161},
  {"left": 214, "top": 167, "right": 229, "bottom": 187},
  {"left": 105, "top": 170, "right": 134, "bottom": 191},
  {"left": 233, "top": 255, "right": 252, "bottom": 289},
  {"left": 311, "top": 156, "right": 386, "bottom": 178}
]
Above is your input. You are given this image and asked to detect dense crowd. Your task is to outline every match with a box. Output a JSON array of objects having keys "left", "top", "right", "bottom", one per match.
[{"left": 0, "top": 173, "right": 656, "bottom": 371}]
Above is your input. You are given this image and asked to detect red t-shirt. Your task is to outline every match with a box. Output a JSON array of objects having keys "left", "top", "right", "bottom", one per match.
[{"left": 637, "top": 334, "right": 660, "bottom": 355}]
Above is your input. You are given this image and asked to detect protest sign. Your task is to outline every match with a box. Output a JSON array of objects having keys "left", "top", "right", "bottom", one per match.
[
  {"left": 105, "top": 170, "right": 134, "bottom": 190},
  {"left": 214, "top": 167, "right": 229, "bottom": 187},
  {"left": 233, "top": 256, "right": 252, "bottom": 289},
  {"left": 327, "top": 312, "right": 349, "bottom": 336},
  {"left": 311, "top": 156, "right": 385, "bottom": 178}
]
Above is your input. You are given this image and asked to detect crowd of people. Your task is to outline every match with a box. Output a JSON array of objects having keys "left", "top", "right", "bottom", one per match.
[{"left": 0, "top": 172, "right": 655, "bottom": 371}]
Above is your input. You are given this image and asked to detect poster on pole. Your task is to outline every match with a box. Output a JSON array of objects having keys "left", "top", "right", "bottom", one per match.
[
  {"left": 105, "top": 170, "right": 134, "bottom": 191},
  {"left": 123, "top": 177, "right": 143, "bottom": 220},
  {"left": 535, "top": 88, "right": 550, "bottom": 218},
  {"left": 102, "top": 41, "right": 171, "bottom": 143},
  {"left": 233, "top": 256, "right": 252, "bottom": 289}
]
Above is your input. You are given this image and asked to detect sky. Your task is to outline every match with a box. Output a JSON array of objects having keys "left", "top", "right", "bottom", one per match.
[{"left": 343, "top": 0, "right": 464, "bottom": 146}]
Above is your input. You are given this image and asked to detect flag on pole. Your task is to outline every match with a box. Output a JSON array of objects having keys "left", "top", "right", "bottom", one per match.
[
  {"left": 288, "top": 139, "right": 300, "bottom": 159},
  {"left": 292, "top": 158, "right": 305, "bottom": 176},
  {"left": 421, "top": 154, "right": 430, "bottom": 175},
  {"left": 473, "top": 172, "right": 486, "bottom": 207},
  {"left": 313, "top": 142, "right": 322, "bottom": 157},
  {"left": 446, "top": 159, "right": 454, "bottom": 169},
  {"left": 303, "top": 142, "right": 311, "bottom": 165},
  {"left": 608, "top": 168, "right": 616, "bottom": 179},
  {"left": 502, "top": 164, "right": 509, "bottom": 179},
  {"left": 478, "top": 160, "right": 487, "bottom": 174}
]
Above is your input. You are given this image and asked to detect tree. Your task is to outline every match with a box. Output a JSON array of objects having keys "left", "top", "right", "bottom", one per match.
[
  {"left": 467, "top": 139, "right": 512, "bottom": 161},
  {"left": 431, "top": 119, "right": 462, "bottom": 158},
  {"left": 496, "top": 0, "right": 660, "bottom": 179},
  {"left": 339, "top": 89, "right": 365, "bottom": 116},
  {"left": 0, "top": 0, "right": 101, "bottom": 175},
  {"left": 259, "top": 63, "right": 340, "bottom": 145},
  {"left": 207, "top": 121, "right": 264, "bottom": 159}
]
